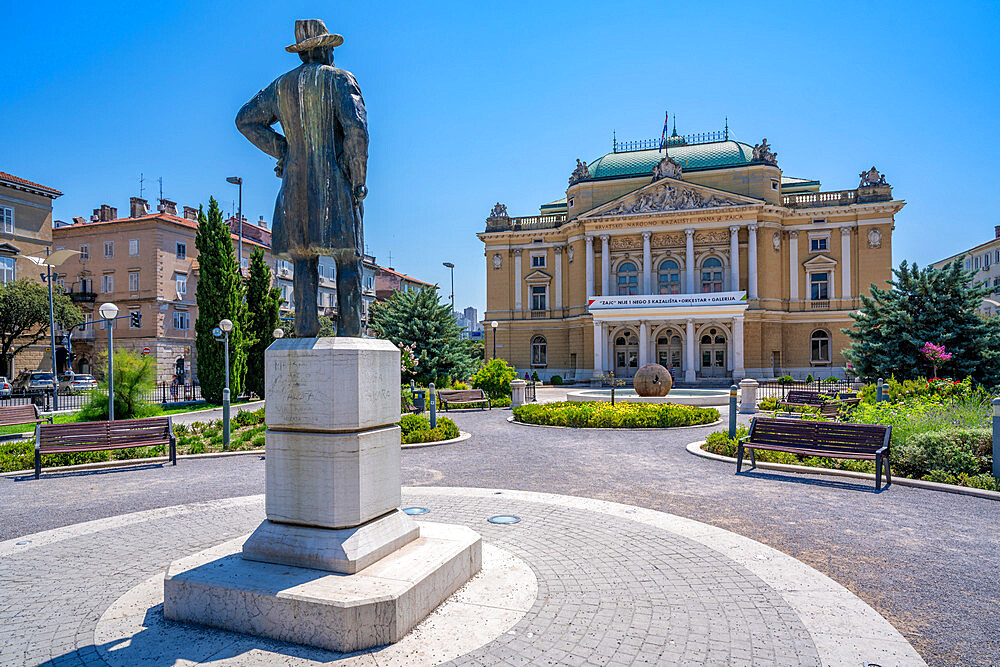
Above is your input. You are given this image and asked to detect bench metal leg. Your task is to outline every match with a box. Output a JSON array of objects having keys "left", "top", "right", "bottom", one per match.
[
  {"left": 749, "top": 447, "right": 756, "bottom": 468},
  {"left": 34, "top": 447, "right": 41, "bottom": 480},
  {"left": 875, "top": 454, "right": 883, "bottom": 492},
  {"left": 884, "top": 459, "right": 891, "bottom": 488},
  {"left": 170, "top": 439, "right": 177, "bottom": 466},
  {"left": 736, "top": 444, "right": 744, "bottom": 473}
]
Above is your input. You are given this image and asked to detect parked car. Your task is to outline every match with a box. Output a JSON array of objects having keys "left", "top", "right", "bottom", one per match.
[
  {"left": 58, "top": 373, "right": 98, "bottom": 393},
  {"left": 11, "top": 371, "right": 55, "bottom": 396},
  {"left": 0, "top": 376, "right": 11, "bottom": 398}
]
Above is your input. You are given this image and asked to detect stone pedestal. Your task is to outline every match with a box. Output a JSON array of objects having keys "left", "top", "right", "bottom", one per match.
[
  {"left": 164, "top": 337, "right": 481, "bottom": 650},
  {"left": 739, "top": 377, "right": 759, "bottom": 414},
  {"left": 510, "top": 379, "right": 527, "bottom": 407}
]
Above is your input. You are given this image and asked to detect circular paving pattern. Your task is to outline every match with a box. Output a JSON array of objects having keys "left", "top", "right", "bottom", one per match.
[{"left": 0, "top": 488, "right": 924, "bottom": 666}]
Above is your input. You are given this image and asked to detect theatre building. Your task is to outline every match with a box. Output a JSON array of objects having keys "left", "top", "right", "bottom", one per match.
[{"left": 479, "top": 126, "right": 903, "bottom": 383}]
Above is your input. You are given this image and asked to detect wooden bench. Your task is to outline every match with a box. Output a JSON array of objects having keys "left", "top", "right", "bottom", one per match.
[
  {"left": 437, "top": 389, "right": 491, "bottom": 411},
  {"left": 0, "top": 404, "right": 52, "bottom": 428},
  {"left": 34, "top": 416, "right": 176, "bottom": 479},
  {"left": 737, "top": 417, "right": 891, "bottom": 491},
  {"left": 777, "top": 390, "right": 860, "bottom": 418}
]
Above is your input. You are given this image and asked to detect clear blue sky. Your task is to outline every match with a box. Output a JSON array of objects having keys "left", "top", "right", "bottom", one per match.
[{"left": 4, "top": 1, "right": 998, "bottom": 316}]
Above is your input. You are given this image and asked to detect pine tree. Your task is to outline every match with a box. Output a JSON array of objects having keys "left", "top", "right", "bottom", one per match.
[
  {"left": 194, "top": 197, "right": 249, "bottom": 403},
  {"left": 244, "top": 247, "right": 282, "bottom": 398},
  {"left": 843, "top": 259, "right": 1000, "bottom": 386},
  {"left": 368, "top": 286, "right": 478, "bottom": 384}
]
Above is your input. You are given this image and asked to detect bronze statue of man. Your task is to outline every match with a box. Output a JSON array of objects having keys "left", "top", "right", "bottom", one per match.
[{"left": 236, "top": 19, "right": 368, "bottom": 337}]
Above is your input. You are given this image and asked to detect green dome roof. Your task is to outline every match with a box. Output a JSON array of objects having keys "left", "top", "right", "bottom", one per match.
[{"left": 587, "top": 140, "right": 756, "bottom": 179}]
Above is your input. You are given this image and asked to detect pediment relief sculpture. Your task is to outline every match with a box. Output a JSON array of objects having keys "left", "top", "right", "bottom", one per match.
[
  {"left": 652, "top": 156, "right": 683, "bottom": 181},
  {"left": 595, "top": 182, "right": 742, "bottom": 217},
  {"left": 488, "top": 202, "right": 509, "bottom": 220},
  {"left": 859, "top": 167, "right": 888, "bottom": 188},
  {"left": 610, "top": 236, "right": 642, "bottom": 250},
  {"left": 651, "top": 233, "right": 685, "bottom": 247},
  {"left": 695, "top": 231, "right": 730, "bottom": 245}
]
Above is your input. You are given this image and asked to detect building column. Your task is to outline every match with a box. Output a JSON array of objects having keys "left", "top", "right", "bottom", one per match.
[
  {"left": 600, "top": 235, "right": 610, "bottom": 296},
  {"left": 841, "top": 227, "right": 852, "bottom": 302},
  {"left": 585, "top": 236, "right": 595, "bottom": 298},
  {"left": 639, "top": 321, "right": 649, "bottom": 367},
  {"left": 733, "top": 316, "right": 745, "bottom": 378},
  {"left": 747, "top": 224, "right": 758, "bottom": 299},
  {"left": 685, "top": 228, "right": 695, "bottom": 294},
  {"left": 788, "top": 231, "right": 799, "bottom": 301},
  {"left": 554, "top": 246, "right": 563, "bottom": 312},
  {"left": 729, "top": 225, "right": 740, "bottom": 292},
  {"left": 642, "top": 232, "right": 652, "bottom": 294},
  {"left": 513, "top": 249, "right": 522, "bottom": 311},
  {"left": 685, "top": 318, "right": 696, "bottom": 383},
  {"left": 593, "top": 321, "right": 604, "bottom": 376}
]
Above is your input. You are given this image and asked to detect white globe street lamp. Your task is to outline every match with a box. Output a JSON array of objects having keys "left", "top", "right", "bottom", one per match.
[
  {"left": 99, "top": 302, "right": 119, "bottom": 420},
  {"left": 218, "top": 319, "right": 234, "bottom": 449},
  {"left": 491, "top": 320, "right": 499, "bottom": 360}
]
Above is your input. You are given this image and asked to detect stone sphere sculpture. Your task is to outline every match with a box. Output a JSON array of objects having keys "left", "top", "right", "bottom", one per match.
[{"left": 633, "top": 363, "right": 673, "bottom": 397}]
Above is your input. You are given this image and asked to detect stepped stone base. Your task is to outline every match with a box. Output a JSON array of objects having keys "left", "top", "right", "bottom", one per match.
[
  {"left": 164, "top": 521, "right": 482, "bottom": 653},
  {"left": 242, "top": 509, "right": 419, "bottom": 574}
]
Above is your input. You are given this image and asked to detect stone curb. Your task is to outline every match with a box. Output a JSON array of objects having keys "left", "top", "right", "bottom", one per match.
[
  {"left": 506, "top": 415, "right": 724, "bottom": 431},
  {"left": 401, "top": 431, "right": 471, "bottom": 449},
  {"left": 686, "top": 440, "right": 1000, "bottom": 502},
  {"left": 1, "top": 429, "right": 472, "bottom": 477}
]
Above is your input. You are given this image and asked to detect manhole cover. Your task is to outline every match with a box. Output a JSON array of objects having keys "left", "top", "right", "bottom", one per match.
[
  {"left": 488, "top": 515, "right": 521, "bottom": 525},
  {"left": 402, "top": 506, "right": 430, "bottom": 515}
]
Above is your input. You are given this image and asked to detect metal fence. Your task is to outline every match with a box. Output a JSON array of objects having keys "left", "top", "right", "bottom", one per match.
[
  {"left": 756, "top": 378, "right": 862, "bottom": 401},
  {"left": 525, "top": 381, "right": 537, "bottom": 402},
  {"left": 0, "top": 382, "right": 212, "bottom": 413}
]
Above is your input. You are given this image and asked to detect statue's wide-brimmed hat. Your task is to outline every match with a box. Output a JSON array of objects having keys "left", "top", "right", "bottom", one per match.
[{"left": 286, "top": 19, "right": 343, "bottom": 53}]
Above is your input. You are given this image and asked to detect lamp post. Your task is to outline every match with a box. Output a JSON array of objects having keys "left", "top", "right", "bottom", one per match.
[
  {"left": 227, "top": 176, "right": 243, "bottom": 269},
  {"left": 216, "top": 318, "right": 234, "bottom": 450},
  {"left": 491, "top": 320, "right": 499, "bottom": 360},
  {"left": 442, "top": 262, "right": 455, "bottom": 314},
  {"left": 98, "top": 302, "right": 119, "bottom": 420}
]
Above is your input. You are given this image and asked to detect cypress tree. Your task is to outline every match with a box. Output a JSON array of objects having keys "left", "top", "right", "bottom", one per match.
[
  {"left": 194, "top": 197, "right": 249, "bottom": 403},
  {"left": 844, "top": 259, "right": 1000, "bottom": 386},
  {"left": 245, "top": 247, "right": 282, "bottom": 398},
  {"left": 368, "top": 286, "right": 478, "bottom": 384}
]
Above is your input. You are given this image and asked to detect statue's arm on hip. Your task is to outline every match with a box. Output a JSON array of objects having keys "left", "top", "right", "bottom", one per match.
[
  {"left": 236, "top": 82, "right": 288, "bottom": 177},
  {"left": 336, "top": 71, "right": 369, "bottom": 201}
]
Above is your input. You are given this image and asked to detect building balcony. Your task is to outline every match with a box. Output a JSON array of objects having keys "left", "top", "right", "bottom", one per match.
[
  {"left": 530, "top": 309, "right": 548, "bottom": 319},
  {"left": 782, "top": 185, "right": 892, "bottom": 208},
  {"left": 808, "top": 300, "right": 831, "bottom": 310},
  {"left": 485, "top": 213, "right": 567, "bottom": 233},
  {"left": 68, "top": 291, "right": 97, "bottom": 303}
]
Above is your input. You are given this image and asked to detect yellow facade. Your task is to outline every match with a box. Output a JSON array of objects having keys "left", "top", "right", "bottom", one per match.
[{"left": 479, "top": 134, "right": 903, "bottom": 382}]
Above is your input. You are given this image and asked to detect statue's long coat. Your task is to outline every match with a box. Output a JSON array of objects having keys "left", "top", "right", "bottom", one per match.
[{"left": 236, "top": 62, "right": 368, "bottom": 258}]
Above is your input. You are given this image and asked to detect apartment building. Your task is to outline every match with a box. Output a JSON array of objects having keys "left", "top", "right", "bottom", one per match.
[
  {"left": 932, "top": 225, "right": 1000, "bottom": 315},
  {"left": 0, "top": 170, "right": 62, "bottom": 377}
]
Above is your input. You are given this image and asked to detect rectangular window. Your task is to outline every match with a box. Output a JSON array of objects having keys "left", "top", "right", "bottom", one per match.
[
  {"left": 129, "top": 309, "right": 140, "bottom": 329},
  {"left": 531, "top": 253, "right": 546, "bottom": 268},
  {"left": 531, "top": 285, "right": 546, "bottom": 311},
  {"left": 0, "top": 206, "right": 13, "bottom": 234},
  {"left": 80, "top": 277, "right": 92, "bottom": 293},
  {"left": 129, "top": 238, "right": 139, "bottom": 256},
  {"left": 175, "top": 274, "right": 187, "bottom": 296},
  {"left": 104, "top": 241, "right": 114, "bottom": 258},
  {"left": 102, "top": 273, "right": 114, "bottom": 294},
  {"left": 128, "top": 270, "right": 140, "bottom": 292},
  {"left": 810, "top": 237, "right": 828, "bottom": 252},
  {"left": 172, "top": 311, "right": 190, "bottom": 330},
  {"left": 176, "top": 242, "right": 186, "bottom": 260},
  {"left": 0, "top": 256, "right": 14, "bottom": 284},
  {"left": 810, "top": 272, "right": 829, "bottom": 300},
  {"left": 975, "top": 257, "right": 980, "bottom": 269},
  {"left": 80, "top": 244, "right": 89, "bottom": 261},
  {"left": 55, "top": 274, "right": 66, "bottom": 289}
]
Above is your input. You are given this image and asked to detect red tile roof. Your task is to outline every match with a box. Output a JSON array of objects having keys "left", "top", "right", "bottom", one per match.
[
  {"left": 376, "top": 264, "right": 436, "bottom": 288},
  {"left": 52, "top": 212, "right": 270, "bottom": 250},
  {"left": 0, "top": 171, "right": 62, "bottom": 197}
]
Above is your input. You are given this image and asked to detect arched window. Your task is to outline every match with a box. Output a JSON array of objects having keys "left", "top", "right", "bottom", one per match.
[
  {"left": 616, "top": 261, "right": 638, "bottom": 295},
  {"left": 811, "top": 330, "right": 831, "bottom": 363},
  {"left": 658, "top": 259, "right": 681, "bottom": 294},
  {"left": 701, "top": 257, "right": 723, "bottom": 293},
  {"left": 531, "top": 335, "right": 547, "bottom": 366}
]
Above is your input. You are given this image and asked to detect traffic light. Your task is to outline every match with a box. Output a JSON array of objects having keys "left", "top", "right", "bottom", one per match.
[{"left": 130, "top": 311, "right": 142, "bottom": 328}]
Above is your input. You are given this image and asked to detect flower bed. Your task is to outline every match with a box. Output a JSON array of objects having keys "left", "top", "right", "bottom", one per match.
[
  {"left": 703, "top": 382, "right": 999, "bottom": 492},
  {"left": 398, "top": 414, "right": 460, "bottom": 444},
  {"left": 513, "top": 401, "right": 718, "bottom": 429}
]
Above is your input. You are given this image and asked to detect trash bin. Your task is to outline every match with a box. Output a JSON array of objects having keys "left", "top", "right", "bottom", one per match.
[{"left": 412, "top": 388, "right": 426, "bottom": 412}]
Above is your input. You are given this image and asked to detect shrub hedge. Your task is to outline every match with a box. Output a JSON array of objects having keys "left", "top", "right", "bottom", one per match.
[
  {"left": 513, "top": 401, "right": 718, "bottom": 429},
  {"left": 400, "top": 416, "right": 460, "bottom": 444}
]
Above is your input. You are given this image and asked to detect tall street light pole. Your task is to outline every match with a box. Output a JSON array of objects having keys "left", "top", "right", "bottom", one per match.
[
  {"left": 98, "top": 302, "right": 119, "bottom": 420},
  {"left": 216, "top": 318, "right": 234, "bottom": 449},
  {"left": 227, "top": 176, "right": 243, "bottom": 269},
  {"left": 442, "top": 262, "right": 455, "bottom": 314}
]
